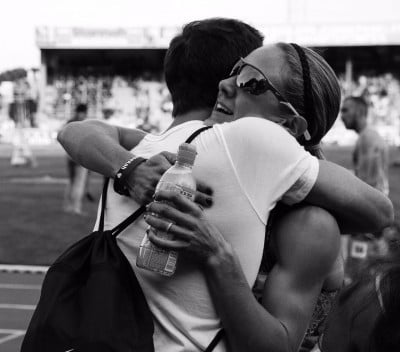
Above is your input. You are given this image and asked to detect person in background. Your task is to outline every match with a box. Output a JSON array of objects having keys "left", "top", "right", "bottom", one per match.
[
  {"left": 63, "top": 103, "right": 92, "bottom": 214},
  {"left": 341, "top": 96, "right": 389, "bottom": 196},
  {"left": 341, "top": 96, "right": 391, "bottom": 282},
  {"left": 9, "top": 87, "right": 38, "bottom": 167},
  {"left": 321, "top": 246, "right": 400, "bottom": 352}
]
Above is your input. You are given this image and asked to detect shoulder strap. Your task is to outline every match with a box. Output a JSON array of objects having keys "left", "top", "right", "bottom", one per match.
[
  {"left": 111, "top": 205, "right": 146, "bottom": 237},
  {"left": 106, "top": 125, "right": 212, "bottom": 237},
  {"left": 98, "top": 177, "right": 109, "bottom": 232},
  {"left": 186, "top": 125, "right": 211, "bottom": 143},
  {"left": 204, "top": 329, "right": 225, "bottom": 352}
]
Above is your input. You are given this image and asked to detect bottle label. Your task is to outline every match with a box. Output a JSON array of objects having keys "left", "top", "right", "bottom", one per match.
[
  {"left": 137, "top": 181, "right": 195, "bottom": 276},
  {"left": 156, "top": 182, "right": 195, "bottom": 201}
]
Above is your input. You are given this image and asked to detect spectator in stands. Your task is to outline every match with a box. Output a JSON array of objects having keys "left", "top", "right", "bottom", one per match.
[{"left": 63, "top": 103, "right": 92, "bottom": 215}]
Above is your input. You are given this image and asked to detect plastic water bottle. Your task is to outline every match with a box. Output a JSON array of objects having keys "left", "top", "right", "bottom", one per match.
[{"left": 136, "top": 143, "right": 197, "bottom": 276}]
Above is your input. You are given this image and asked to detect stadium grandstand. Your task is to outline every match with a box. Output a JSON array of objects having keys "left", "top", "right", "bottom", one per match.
[
  {"left": 2, "top": 1, "right": 400, "bottom": 146},
  {"left": 36, "top": 27, "right": 176, "bottom": 133}
]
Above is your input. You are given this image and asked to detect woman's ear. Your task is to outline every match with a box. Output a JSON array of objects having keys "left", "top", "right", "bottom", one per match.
[{"left": 281, "top": 114, "right": 308, "bottom": 138}]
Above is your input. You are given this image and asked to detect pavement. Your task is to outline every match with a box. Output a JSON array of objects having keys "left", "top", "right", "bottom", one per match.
[{"left": 0, "top": 269, "right": 46, "bottom": 352}]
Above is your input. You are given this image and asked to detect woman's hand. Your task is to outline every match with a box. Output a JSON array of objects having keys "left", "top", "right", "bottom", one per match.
[{"left": 144, "top": 190, "right": 231, "bottom": 267}]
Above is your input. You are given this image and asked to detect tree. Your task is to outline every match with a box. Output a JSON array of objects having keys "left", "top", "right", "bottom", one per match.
[{"left": 0, "top": 68, "right": 27, "bottom": 82}]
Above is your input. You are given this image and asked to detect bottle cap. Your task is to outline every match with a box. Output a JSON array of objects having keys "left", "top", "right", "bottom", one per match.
[{"left": 177, "top": 143, "right": 197, "bottom": 166}]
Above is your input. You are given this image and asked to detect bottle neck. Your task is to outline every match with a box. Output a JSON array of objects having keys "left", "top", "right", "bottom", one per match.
[{"left": 175, "top": 161, "right": 194, "bottom": 169}]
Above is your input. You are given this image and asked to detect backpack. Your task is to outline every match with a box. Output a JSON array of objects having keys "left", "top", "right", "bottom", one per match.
[
  {"left": 21, "top": 177, "right": 154, "bottom": 352},
  {"left": 21, "top": 126, "right": 223, "bottom": 352}
]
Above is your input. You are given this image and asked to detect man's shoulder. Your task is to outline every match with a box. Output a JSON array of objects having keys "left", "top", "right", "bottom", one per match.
[
  {"left": 358, "top": 128, "right": 387, "bottom": 150},
  {"left": 360, "top": 128, "right": 383, "bottom": 143}
]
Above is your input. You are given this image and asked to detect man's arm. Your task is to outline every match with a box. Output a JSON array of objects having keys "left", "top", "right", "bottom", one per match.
[
  {"left": 306, "top": 160, "right": 394, "bottom": 233},
  {"left": 57, "top": 119, "right": 146, "bottom": 177},
  {"left": 57, "top": 119, "right": 212, "bottom": 206}
]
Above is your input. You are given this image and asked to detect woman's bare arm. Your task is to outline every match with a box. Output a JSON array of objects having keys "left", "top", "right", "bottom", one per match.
[{"left": 308, "top": 160, "right": 393, "bottom": 233}]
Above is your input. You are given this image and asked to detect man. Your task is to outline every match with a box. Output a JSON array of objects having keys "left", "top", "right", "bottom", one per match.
[
  {"left": 9, "top": 88, "right": 38, "bottom": 167},
  {"left": 341, "top": 96, "right": 390, "bottom": 281},
  {"left": 341, "top": 95, "right": 389, "bottom": 196},
  {"left": 63, "top": 103, "right": 92, "bottom": 214},
  {"left": 58, "top": 19, "right": 393, "bottom": 352}
]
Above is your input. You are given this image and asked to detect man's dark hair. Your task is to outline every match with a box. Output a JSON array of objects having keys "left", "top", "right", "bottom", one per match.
[
  {"left": 164, "top": 18, "right": 264, "bottom": 117},
  {"left": 344, "top": 96, "right": 368, "bottom": 118}
]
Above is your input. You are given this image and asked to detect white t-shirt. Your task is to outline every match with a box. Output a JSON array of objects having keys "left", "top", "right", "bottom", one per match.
[{"left": 95, "top": 117, "right": 319, "bottom": 352}]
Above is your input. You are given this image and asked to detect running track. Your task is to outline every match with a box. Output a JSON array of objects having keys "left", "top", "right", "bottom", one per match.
[{"left": 0, "top": 267, "right": 46, "bottom": 352}]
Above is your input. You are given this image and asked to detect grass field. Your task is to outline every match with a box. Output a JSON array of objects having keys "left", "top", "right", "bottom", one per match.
[{"left": 0, "top": 143, "right": 399, "bottom": 265}]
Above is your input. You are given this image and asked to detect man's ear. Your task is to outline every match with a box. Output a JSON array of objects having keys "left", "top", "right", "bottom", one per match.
[{"left": 282, "top": 114, "right": 308, "bottom": 138}]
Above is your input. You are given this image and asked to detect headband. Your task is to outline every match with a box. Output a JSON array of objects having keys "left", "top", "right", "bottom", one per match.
[{"left": 290, "top": 43, "right": 315, "bottom": 142}]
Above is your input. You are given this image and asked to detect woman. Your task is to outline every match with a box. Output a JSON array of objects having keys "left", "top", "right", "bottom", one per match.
[
  {"left": 220, "top": 42, "right": 346, "bottom": 351},
  {"left": 143, "top": 43, "right": 350, "bottom": 352}
]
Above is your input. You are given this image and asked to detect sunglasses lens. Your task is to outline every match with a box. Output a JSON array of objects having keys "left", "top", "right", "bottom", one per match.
[{"left": 236, "top": 65, "right": 267, "bottom": 95}]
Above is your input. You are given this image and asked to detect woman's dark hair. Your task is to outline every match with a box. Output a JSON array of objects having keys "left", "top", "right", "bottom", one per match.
[
  {"left": 276, "top": 43, "right": 341, "bottom": 149},
  {"left": 370, "top": 261, "right": 400, "bottom": 350},
  {"left": 164, "top": 18, "right": 264, "bottom": 117},
  {"left": 335, "top": 256, "right": 400, "bottom": 351}
]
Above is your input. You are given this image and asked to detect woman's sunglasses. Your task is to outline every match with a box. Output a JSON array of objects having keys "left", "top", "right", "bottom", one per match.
[{"left": 229, "top": 58, "right": 311, "bottom": 140}]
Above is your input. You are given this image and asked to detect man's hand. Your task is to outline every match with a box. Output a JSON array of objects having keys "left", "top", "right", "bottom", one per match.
[
  {"left": 126, "top": 151, "right": 213, "bottom": 207},
  {"left": 126, "top": 152, "right": 175, "bottom": 204}
]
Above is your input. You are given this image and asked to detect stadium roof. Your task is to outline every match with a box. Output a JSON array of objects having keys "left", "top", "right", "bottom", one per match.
[{"left": 36, "top": 22, "right": 400, "bottom": 49}]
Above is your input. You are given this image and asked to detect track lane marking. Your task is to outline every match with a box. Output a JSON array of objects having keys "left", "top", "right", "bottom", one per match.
[
  {"left": 0, "top": 264, "right": 48, "bottom": 274},
  {"left": 0, "top": 329, "right": 25, "bottom": 344},
  {"left": 0, "top": 304, "right": 36, "bottom": 310},
  {"left": 0, "top": 284, "right": 41, "bottom": 290}
]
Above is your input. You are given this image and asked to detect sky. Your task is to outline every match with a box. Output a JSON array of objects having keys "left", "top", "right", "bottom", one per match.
[{"left": 1, "top": 0, "right": 399, "bottom": 72}]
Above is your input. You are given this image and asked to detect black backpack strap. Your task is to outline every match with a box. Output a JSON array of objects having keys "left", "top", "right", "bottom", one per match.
[
  {"left": 98, "top": 177, "right": 109, "bottom": 232},
  {"left": 111, "top": 205, "right": 146, "bottom": 237},
  {"left": 185, "top": 125, "right": 212, "bottom": 143},
  {"left": 204, "top": 329, "right": 225, "bottom": 352},
  {"left": 107, "top": 124, "right": 212, "bottom": 238}
]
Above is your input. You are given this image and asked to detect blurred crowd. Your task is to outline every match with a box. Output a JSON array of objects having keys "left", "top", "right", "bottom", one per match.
[
  {"left": 340, "top": 73, "right": 400, "bottom": 127},
  {"left": 48, "top": 73, "right": 173, "bottom": 132},
  {"left": 1, "top": 71, "right": 400, "bottom": 145}
]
